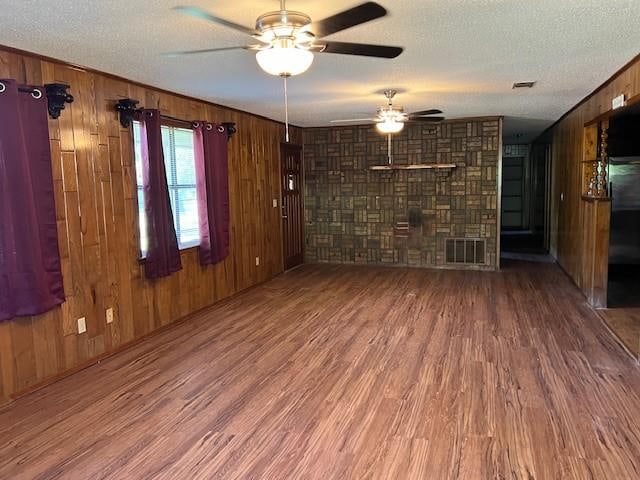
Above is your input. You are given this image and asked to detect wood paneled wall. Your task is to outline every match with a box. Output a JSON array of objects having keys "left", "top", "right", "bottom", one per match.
[
  {"left": 0, "top": 47, "right": 301, "bottom": 404},
  {"left": 540, "top": 54, "right": 640, "bottom": 298}
]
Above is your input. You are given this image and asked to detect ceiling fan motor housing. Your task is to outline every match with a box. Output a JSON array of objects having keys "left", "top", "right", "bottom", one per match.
[
  {"left": 377, "top": 105, "right": 406, "bottom": 122},
  {"left": 256, "top": 11, "right": 313, "bottom": 42},
  {"left": 171, "top": 3, "right": 402, "bottom": 60}
]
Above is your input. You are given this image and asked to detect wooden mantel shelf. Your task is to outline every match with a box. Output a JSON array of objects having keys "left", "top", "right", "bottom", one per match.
[
  {"left": 369, "top": 163, "right": 457, "bottom": 171},
  {"left": 582, "top": 195, "right": 611, "bottom": 202}
]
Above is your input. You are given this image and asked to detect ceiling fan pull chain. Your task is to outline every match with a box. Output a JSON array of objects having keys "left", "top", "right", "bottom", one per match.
[{"left": 283, "top": 75, "right": 290, "bottom": 143}]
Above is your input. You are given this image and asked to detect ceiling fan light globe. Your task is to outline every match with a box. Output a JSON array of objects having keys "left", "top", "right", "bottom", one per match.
[
  {"left": 256, "top": 46, "right": 314, "bottom": 76},
  {"left": 376, "top": 120, "right": 404, "bottom": 134}
]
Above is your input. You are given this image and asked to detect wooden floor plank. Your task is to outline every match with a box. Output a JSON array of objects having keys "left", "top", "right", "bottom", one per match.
[
  {"left": 1, "top": 260, "right": 640, "bottom": 479},
  {"left": 598, "top": 308, "right": 640, "bottom": 359}
]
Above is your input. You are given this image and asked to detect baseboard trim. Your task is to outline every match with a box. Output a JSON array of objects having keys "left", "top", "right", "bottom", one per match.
[{"left": 1, "top": 270, "right": 284, "bottom": 409}]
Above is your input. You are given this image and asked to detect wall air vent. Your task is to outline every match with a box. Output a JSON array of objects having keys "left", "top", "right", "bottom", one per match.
[
  {"left": 445, "top": 238, "right": 486, "bottom": 265},
  {"left": 512, "top": 81, "right": 536, "bottom": 89}
]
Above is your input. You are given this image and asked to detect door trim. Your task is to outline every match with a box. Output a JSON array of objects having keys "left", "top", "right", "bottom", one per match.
[{"left": 280, "top": 143, "right": 304, "bottom": 271}]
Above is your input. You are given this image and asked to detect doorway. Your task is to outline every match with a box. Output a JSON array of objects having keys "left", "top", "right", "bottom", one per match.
[
  {"left": 501, "top": 155, "right": 526, "bottom": 230},
  {"left": 281, "top": 143, "right": 304, "bottom": 270},
  {"left": 500, "top": 144, "right": 550, "bottom": 256}
]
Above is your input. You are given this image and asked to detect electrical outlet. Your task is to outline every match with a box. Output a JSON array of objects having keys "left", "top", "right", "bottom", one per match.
[
  {"left": 273, "top": 198, "right": 278, "bottom": 208},
  {"left": 77, "top": 317, "right": 87, "bottom": 334},
  {"left": 106, "top": 308, "right": 114, "bottom": 324},
  {"left": 255, "top": 256, "right": 260, "bottom": 266}
]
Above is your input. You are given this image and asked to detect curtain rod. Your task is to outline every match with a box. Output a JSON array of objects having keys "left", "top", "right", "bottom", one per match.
[
  {"left": 18, "top": 86, "right": 40, "bottom": 94},
  {"left": 159, "top": 113, "right": 194, "bottom": 127},
  {"left": 115, "top": 98, "right": 237, "bottom": 141},
  {"left": 158, "top": 114, "right": 228, "bottom": 134},
  {"left": 0, "top": 81, "right": 74, "bottom": 119}
]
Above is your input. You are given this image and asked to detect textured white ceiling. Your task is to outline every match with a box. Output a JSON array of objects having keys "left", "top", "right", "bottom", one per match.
[{"left": 1, "top": 0, "right": 639, "bottom": 141}]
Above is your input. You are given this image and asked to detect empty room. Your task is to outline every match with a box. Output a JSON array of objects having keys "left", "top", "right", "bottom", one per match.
[{"left": 1, "top": 1, "right": 640, "bottom": 478}]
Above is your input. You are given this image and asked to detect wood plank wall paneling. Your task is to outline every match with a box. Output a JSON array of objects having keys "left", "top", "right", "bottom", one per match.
[
  {"left": 0, "top": 47, "right": 302, "bottom": 404},
  {"left": 539, "top": 54, "right": 640, "bottom": 298},
  {"left": 581, "top": 199, "right": 611, "bottom": 307}
]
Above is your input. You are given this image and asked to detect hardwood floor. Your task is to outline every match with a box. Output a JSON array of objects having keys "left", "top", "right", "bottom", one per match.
[
  {"left": 598, "top": 308, "right": 640, "bottom": 359},
  {"left": 1, "top": 261, "right": 640, "bottom": 479}
]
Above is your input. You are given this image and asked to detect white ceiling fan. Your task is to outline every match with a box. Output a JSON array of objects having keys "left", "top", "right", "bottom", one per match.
[
  {"left": 331, "top": 90, "right": 445, "bottom": 164},
  {"left": 331, "top": 89, "right": 444, "bottom": 134},
  {"left": 167, "top": 1, "right": 404, "bottom": 142},
  {"left": 168, "top": 1, "right": 403, "bottom": 77}
]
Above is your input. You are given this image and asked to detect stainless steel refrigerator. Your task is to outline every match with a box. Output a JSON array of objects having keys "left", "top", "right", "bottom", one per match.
[{"left": 608, "top": 157, "right": 640, "bottom": 307}]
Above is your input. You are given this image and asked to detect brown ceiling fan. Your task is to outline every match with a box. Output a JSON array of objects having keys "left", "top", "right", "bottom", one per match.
[{"left": 167, "top": 1, "right": 404, "bottom": 77}]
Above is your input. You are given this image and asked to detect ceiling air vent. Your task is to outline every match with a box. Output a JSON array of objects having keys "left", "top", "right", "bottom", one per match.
[
  {"left": 512, "top": 81, "right": 536, "bottom": 89},
  {"left": 445, "top": 238, "right": 486, "bottom": 265}
]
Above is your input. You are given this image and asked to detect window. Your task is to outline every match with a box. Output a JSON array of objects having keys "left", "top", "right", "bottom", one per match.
[{"left": 133, "top": 121, "right": 200, "bottom": 256}]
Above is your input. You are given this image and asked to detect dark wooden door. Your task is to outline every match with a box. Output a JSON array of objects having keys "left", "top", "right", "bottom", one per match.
[
  {"left": 281, "top": 144, "right": 304, "bottom": 270},
  {"left": 501, "top": 156, "right": 526, "bottom": 230}
]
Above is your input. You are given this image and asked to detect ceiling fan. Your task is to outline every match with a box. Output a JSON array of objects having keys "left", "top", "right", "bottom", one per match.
[
  {"left": 332, "top": 90, "right": 444, "bottom": 165},
  {"left": 331, "top": 89, "right": 444, "bottom": 134},
  {"left": 168, "top": 1, "right": 404, "bottom": 77}
]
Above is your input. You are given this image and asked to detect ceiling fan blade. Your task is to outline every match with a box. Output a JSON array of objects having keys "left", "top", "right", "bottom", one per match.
[
  {"left": 311, "top": 2, "right": 387, "bottom": 38},
  {"left": 319, "top": 41, "right": 403, "bottom": 59},
  {"left": 409, "top": 109, "right": 443, "bottom": 116},
  {"left": 163, "top": 46, "right": 256, "bottom": 57},
  {"left": 330, "top": 118, "right": 377, "bottom": 123},
  {"left": 173, "top": 6, "right": 257, "bottom": 36},
  {"left": 408, "top": 116, "right": 445, "bottom": 123}
]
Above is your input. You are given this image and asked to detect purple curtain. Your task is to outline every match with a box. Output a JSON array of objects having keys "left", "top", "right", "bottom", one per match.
[
  {"left": 194, "top": 122, "right": 230, "bottom": 266},
  {"left": 0, "top": 79, "right": 65, "bottom": 322},
  {"left": 137, "top": 109, "right": 182, "bottom": 278}
]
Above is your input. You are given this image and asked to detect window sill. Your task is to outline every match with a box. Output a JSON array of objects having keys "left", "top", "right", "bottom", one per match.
[{"left": 137, "top": 245, "right": 200, "bottom": 264}]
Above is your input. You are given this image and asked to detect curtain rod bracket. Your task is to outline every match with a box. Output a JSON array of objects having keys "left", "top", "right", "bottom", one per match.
[
  {"left": 45, "top": 83, "right": 74, "bottom": 119},
  {"left": 116, "top": 98, "right": 140, "bottom": 128},
  {"left": 221, "top": 122, "right": 237, "bottom": 142},
  {"left": 115, "top": 98, "right": 236, "bottom": 140}
]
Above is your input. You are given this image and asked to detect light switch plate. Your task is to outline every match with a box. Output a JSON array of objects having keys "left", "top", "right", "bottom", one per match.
[
  {"left": 273, "top": 199, "right": 278, "bottom": 208},
  {"left": 106, "top": 308, "right": 114, "bottom": 324},
  {"left": 255, "top": 256, "right": 260, "bottom": 266},
  {"left": 77, "top": 317, "right": 87, "bottom": 334}
]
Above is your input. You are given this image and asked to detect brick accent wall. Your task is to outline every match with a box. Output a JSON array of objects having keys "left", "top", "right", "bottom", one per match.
[{"left": 303, "top": 118, "right": 501, "bottom": 269}]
